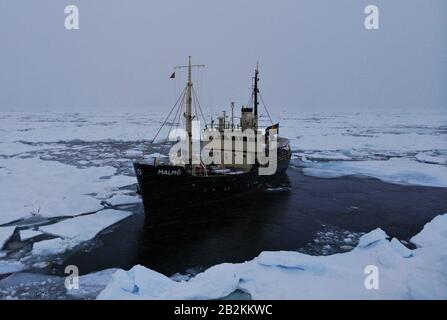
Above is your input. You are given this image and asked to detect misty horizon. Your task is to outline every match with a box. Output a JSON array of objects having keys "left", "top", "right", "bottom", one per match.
[{"left": 0, "top": 0, "right": 446, "bottom": 113}]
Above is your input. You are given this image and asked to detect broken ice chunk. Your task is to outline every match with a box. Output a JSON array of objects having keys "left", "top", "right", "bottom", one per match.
[
  {"left": 33, "top": 209, "right": 132, "bottom": 256},
  {"left": 0, "top": 226, "right": 16, "bottom": 250},
  {"left": 19, "top": 229, "right": 43, "bottom": 241},
  {"left": 257, "top": 251, "right": 326, "bottom": 275},
  {"left": 390, "top": 238, "right": 413, "bottom": 258},
  {"left": 410, "top": 214, "right": 447, "bottom": 248},
  {"left": 358, "top": 228, "right": 388, "bottom": 248}
]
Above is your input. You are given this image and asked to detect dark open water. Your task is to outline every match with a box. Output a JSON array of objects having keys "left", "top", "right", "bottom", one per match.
[{"left": 62, "top": 165, "right": 447, "bottom": 277}]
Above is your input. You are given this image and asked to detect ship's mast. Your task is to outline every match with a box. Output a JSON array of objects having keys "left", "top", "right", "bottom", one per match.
[
  {"left": 253, "top": 64, "right": 259, "bottom": 129},
  {"left": 174, "top": 56, "right": 205, "bottom": 168},
  {"left": 231, "top": 102, "right": 235, "bottom": 131},
  {"left": 186, "top": 56, "right": 193, "bottom": 166}
]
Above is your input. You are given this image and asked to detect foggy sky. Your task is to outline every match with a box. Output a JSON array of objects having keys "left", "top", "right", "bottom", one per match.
[{"left": 0, "top": 0, "right": 446, "bottom": 113}]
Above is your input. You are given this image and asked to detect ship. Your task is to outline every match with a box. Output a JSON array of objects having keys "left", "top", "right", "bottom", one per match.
[{"left": 134, "top": 57, "right": 291, "bottom": 214}]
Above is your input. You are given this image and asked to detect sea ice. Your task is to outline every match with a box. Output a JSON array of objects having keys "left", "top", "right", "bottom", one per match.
[
  {"left": 257, "top": 251, "right": 326, "bottom": 275},
  {"left": 0, "top": 227, "right": 16, "bottom": 249},
  {"left": 279, "top": 111, "right": 447, "bottom": 186},
  {"left": 415, "top": 152, "right": 447, "bottom": 165},
  {"left": 19, "top": 230, "right": 43, "bottom": 241},
  {"left": 0, "top": 112, "right": 162, "bottom": 144},
  {"left": 390, "top": 238, "right": 413, "bottom": 258},
  {"left": 0, "top": 260, "right": 26, "bottom": 275},
  {"left": 302, "top": 158, "right": 447, "bottom": 188},
  {"left": 32, "top": 209, "right": 132, "bottom": 256},
  {"left": 97, "top": 213, "right": 447, "bottom": 300},
  {"left": 67, "top": 268, "right": 120, "bottom": 299},
  {"left": 31, "top": 238, "right": 69, "bottom": 256},
  {"left": 0, "top": 157, "right": 135, "bottom": 225},
  {"left": 0, "top": 142, "right": 62, "bottom": 157},
  {"left": 357, "top": 228, "right": 388, "bottom": 248},
  {"left": 125, "top": 150, "right": 143, "bottom": 158},
  {"left": 104, "top": 195, "right": 141, "bottom": 206},
  {"left": 410, "top": 214, "right": 447, "bottom": 248}
]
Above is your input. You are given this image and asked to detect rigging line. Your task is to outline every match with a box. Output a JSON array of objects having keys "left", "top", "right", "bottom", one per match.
[
  {"left": 191, "top": 88, "right": 202, "bottom": 165},
  {"left": 246, "top": 76, "right": 255, "bottom": 107},
  {"left": 193, "top": 88, "right": 199, "bottom": 122},
  {"left": 192, "top": 88, "right": 205, "bottom": 164},
  {"left": 246, "top": 89, "right": 253, "bottom": 109},
  {"left": 258, "top": 91, "right": 274, "bottom": 125},
  {"left": 151, "top": 86, "right": 187, "bottom": 144},
  {"left": 192, "top": 86, "right": 208, "bottom": 128},
  {"left": 164, "top": 89, "right": 185, "bottom": 145},
  {"left": 167, "top": 90, "right": 184, "bottom": 160},
  {"left": 191, "top": 86, "right": 204, "bottom": 125},
  {"left": 174, "top": 94, "right": 183, "bottom": 133},
  {"left": 174, "top": 86, "right": 185, "bottom": 133},
  {"left": 197, "top": 93, "right": 208, "bottom": 129},
  {"left": 152, "top": 86, "right": 185, "bottom": 145}
]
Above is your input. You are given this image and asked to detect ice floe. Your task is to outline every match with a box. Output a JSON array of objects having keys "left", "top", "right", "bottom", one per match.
[
  {"left": 32, "top": 209, "right": 132, "bottom": 256},
  {"left": 104, "top": 194, "right": 141, "bottom": 206},
  {"left": 279, "top": 111, "right": 447, "bottom": 153},
  {"left": 0, "top": 260, "right": 26, "bottom": 276},
  {"left": 97, "top": 213, "right": 447, "bottom": 300},
  {"left": 0, "top": 157, "right": 135, "bottom": 225},
  {"left": 0, "top": 112, "right": 162, "bottom": 144},
  {"left": 415, "top": 152, "right": 447, "bottom": 165},
  {"left": 0, "top": 272, "right": 65, "bottom": 299},
  {"left": 279, "top": 111, "right": 447, "bottom": 186},
  {"left": 410, "top": 214, "right": 447, "bottom": 248},
  {"left": 67, "top": 268, "right": 120, "bottom": 299},
  {"left": 357, "top": 228, "right": 388, "bottom": 248},
  {"left": 0, "top": 227, "right": 16, "bottom": 249},
  {"left": 31, "top": 238, "right": 71, "bottom": 256},
  {"left": 125, "top": 150, "right": 143, "bottom": 158},
  {"left": 0, "top": 142, "right": 63, "bottom": 157},
  {"left": 302, "top": 158, "right": 447, "bottom": 188},
  {"left": 19, "top": 230, "right": 43, "bottom": 241},
  {"left": 390, "top": 238, "right": 413, "bottom": 258}
]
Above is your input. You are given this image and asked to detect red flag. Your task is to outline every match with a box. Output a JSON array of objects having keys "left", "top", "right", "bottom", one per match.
[{"left": 170, "top": 72, "right": 175, "bottom": 79}]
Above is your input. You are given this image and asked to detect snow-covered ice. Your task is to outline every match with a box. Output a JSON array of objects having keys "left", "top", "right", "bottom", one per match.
[
  {"left": 0, "top": 157, "right": 135, "bottom": 225},
  {"left": 0, "top": 227, "right": 16, "bottom": 249},
  {"left": 19, "top": 230, "right": 43, "bottom": 241},
  {"left": 0, "top": 260, "right": 25, "bottom": 276},
  {"left": 144, "top": 153, "right": 168, "bottom": 159},
  {"left": 0, "top": 111, "right": 146, "bottom": 279},
  {"left": 279, "top": 110, "right": 447, "bottom": 188},
  {"left": 0, "top": 110, "right": 446, "bottom": 299},
  {"left": 278, "top": 111, "right": 447, "bottom": 154},
  {"left": 104, "top": 194, "right": 141, "bottom": 206},
  {"left": 410, "top": 214, "right": 447, "bottom": 248},
  {"left": 38, "top": 209, "right": 132, "bottom": 240},
  {"left": 415, "top": 152, "right": 447, "bottom": 165},
  {"left": 31, "top": 238, "right": 72, "bottom": 257},
  {"left": 67, "top": 268, "right": 120, "bottom": 299},
  {"left": 302, "top": 158, "right": 447, "bottom": 188},
  {"left": 390, "top": 238, "right": 413, "bottom": 258},
  {"left": 357, "top": 228, "right": 388, "bottom": 248},
  {"left": 0, "top": 112, "right": 162, "bottom": 144},
  {"left": 0, "top": 142, "right": 63, "bottom": 157},
  {"left": 97, "top": 213, "right": 447, "bottom": 300},
  {"left": 32, "top": 209, "right": 132, "bottom": 256},
  {"left": 125, "top": 150, "right": 143, "bottom": 158}
]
